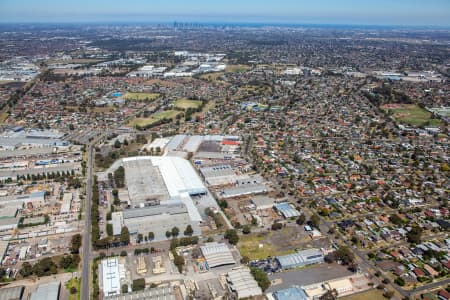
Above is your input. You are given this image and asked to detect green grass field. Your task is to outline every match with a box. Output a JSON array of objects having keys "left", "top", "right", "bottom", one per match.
[
  {"left": 238, "top": 232, "right": 293, "bottom": 260},
  {"left": 174, "top": 99, "right": 203, "bottom": 110},
  {"left": 123, "top": 92, "right": 160, "bottom": 101},
  {"left": 226, "top": 64, "right": 251, "bottom": 73},
  {"left": 382, "top": 104, "right": 443, "bottom": 127},
  {"left": 129, "top": 110, "right": 181, "bottom": 127},
  {"left": 65, "top": 278, "right": 81, "bottom": 300}
]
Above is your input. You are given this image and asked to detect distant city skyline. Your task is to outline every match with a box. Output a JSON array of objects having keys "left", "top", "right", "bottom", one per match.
[{"left": 0, "top": 0, "right": 450, "bottom": 27}]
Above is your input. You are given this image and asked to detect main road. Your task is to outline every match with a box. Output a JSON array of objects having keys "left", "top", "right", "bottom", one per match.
[
  {"left": 81, "top": 144, "right": 94, "bottom": 300},
  {"left": 79, "top": 110, "right": 147, "bottom": 299}
]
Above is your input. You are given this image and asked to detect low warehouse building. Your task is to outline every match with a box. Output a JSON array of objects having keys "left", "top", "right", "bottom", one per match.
[
  {"left": 101, "top": 257, "right": 125, "bottom": 298},
  {"left": 121, "top": 202, "right": 199, "bottom": 241},
  {"left": 220, "top": 184, "right": 267, "bottom": 199},
  {"left": 200, "top": 242, "right": 235, "bottom": 268},
  {"left": 30, "top": 282, "right": 60, "bottom": 300},
  {"left": 276, "top": 248, "right": 324, "bottom": 270},
  {"left": 0, "top": 285, "right": 24, "bottom": 300},
  {"left": 200, "top": 164, "right": 237, "bottom": 186},
  {"left": 226, "top": 267, "right": 262, "bottom": 299},
  {"left": 105, "top": 286, "right": 175, "bottom": 300},
  {"left": 272, "top": 286, "right": 309, "bottom": 300},
  {"left": 251, "top": 196, "right": 275, "bottom": 210},
  {"left": 274, "top": 202, "right": 300, "bottom": 218}
]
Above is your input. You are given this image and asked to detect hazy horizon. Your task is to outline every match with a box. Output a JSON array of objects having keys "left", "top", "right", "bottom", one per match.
[{"left": 1, "top": 0, "right": 449, "bottom": 27}]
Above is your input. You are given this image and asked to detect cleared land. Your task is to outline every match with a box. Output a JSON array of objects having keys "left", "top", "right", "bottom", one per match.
[
  {"left": 226, "top": 64, "right": 251, "bottom": 73},
  {"left": 381, "top": 104, "right": 442, "bottom": 127},
  {"left": 238, "top": 228, "right": 307, "bottom": 260},
  {"left": 199, "top": 72, "right": 225, "bottom": 81},
  {"left": 341, "top": 289, "right": 385, "bottom": 300},
  {"left": 0, "top": 111, "right": 9, "bottom": 123},
  {"left": 0, "top": 80, "right": 14, "bottom": 85},
  {"left": 123, "top": 92, "right": 160, "bottom": 101},
  {"left": 129, "top": 110, "right": 181, "bottom": 127},
  {"left": 174, "top": 99, "right": 203, "bottom": 110}
]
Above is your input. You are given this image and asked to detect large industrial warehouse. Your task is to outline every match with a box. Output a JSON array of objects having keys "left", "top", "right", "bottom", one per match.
[
  {"left": 111, "top": 156, "right": 215, "bottom": 241},
  {"left": 114, "top": 202, "right": 200, "bottom": 240}
]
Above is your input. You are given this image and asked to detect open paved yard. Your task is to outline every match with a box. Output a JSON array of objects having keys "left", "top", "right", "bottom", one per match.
[{"left": 267, "top": 263, "right": 353, "bottom": 293}]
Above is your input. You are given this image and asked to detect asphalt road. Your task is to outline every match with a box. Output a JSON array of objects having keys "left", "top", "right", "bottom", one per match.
[{"left": 81, "top": 145, "right": 94, "bottom": 300}]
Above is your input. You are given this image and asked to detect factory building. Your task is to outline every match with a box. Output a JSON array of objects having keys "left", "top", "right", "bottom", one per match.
[
  {"left": 274, "top": 202, "right": 300, "bottom": 218},
  {"left": 200, "top": 242, "right": 236, "bottom": 268},
  {"left": 118, "top": 202, "right": 200, "bottom": 241},
  {"left": 101, "top": 257, "right": 125, "bottom": 298},
  {"left": 30, "top": 282, "right": 60, "bottom": 300},
  {"left": 123, "top": 159, "right": 169, "bottom": 207},
  {"left": 226, "top": 267, "right": 262, "bottom": 299},
  {"left": 272, "top": 286, "right": 309, "bottom": 300},
  {"left": 276, "top": 248, "right": 324, "bottom": 270},
  {"left": 0, "top": 285, "right": 25, "bottom": 300},
  {"left": 200, "top": 164, "right": 237, "bottom": 186}
]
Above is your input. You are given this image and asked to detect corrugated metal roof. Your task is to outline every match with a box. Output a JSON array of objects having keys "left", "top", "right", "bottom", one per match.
[
  {"left": 30, "top": 282, "right": 60, "bottom": 300},
  {"left": 201, "top": 242, "right": 235, "bottom": 268},
  {"left": 276, "top": 249, "right": 324, "bottom": 269},
  {"left": 274, "top": 202, "right": 300, "bottom": 218},
  {"left": 273, "top": 286, "right": 309, "bottom": 300}
]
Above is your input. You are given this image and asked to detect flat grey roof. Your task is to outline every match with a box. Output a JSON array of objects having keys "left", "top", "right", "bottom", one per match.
[
  {"left": 220, "top": 184, "right": 267, "bottom": 198},
  {"left": 200, "top": 164, "right": 234, "bottom": 178},
  {"left": 0, "top": 285, "right": 24, "bottom": 300},
  {"left": 105, "top": 286, "right": 175, "bottom": 300},
  {"left": 252, "top": 196, "right": 275, "bottom": 208},
  {"left": 123, "top": 202, "right": 187, "bottom": 219},
  {"left": 30, "top": 282, "right": 60, "bottom": 300},
  {"left": 0, "top": 241, "right": 9, "bottom": 264},
  {"left": 124, "top": 159, "right": 169, "bottom": 205}
]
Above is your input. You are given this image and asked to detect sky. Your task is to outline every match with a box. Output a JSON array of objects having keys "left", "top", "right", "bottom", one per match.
[{"left": 0, "top": 0, "right": 449, "bottom": 26}]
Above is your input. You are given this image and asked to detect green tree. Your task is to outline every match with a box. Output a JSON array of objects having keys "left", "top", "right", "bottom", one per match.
[
  {"left": 121, "top": 284, "right": 128, "bottom": 294},
  {"left": 271, "top": 222, "right": 283, "bottom": 231},
  {"left": 165, "top": 231, "right": 172, "bottom": 238},
  {"left": 242, "top": 225, "right": 251, "bottom": 234},
  {"left": 325, "top": 246, "right": 355, "bottom": 265},
  {"left": 120, "top": 226, "right": 130, "bottom": 245},
  {"left": 395, "top": 277, "right": 405, "bottom": 286},
  {"left": 71, "top": 233, "right": 82, "bottom": 254},
  {"left": 309, "top": 213, "right": 321, "bottom": 228},
  {"left": 296, "top": 213, "right": 306, "bottom": 225},
  {"left": 19, "top": 262, "right": 33, "bottom": 277},
  {"left": 132, "top": 278, "right": 145, "bottom": 291},
  {"left": 250, "top": 267, "right": 271, "bottom": 291},
  {"left": 171, "top": 227, "right": 180, "bottom": 237},
  {"left": 174, "top": 255, "right": 185, "bottom": 273},
  {"left": 407, "top": 225, "right": 423, "bottom": 244},
  {"left": 224, "top": 229, "right": 239, "bottom": 245},
  {"left": 184, "top": 225, "right": 193, "bottom": 236},
  {"left": 148, "top": 232, "right": 155, "bottom": 240},
  {"left": 137, "top": 233, "right": 143, "bottom": 243}
]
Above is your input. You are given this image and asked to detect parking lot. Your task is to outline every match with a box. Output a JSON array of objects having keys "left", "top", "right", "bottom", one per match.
[{"left": 267, "top": 263, "right": 353, "bottom": 292}]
